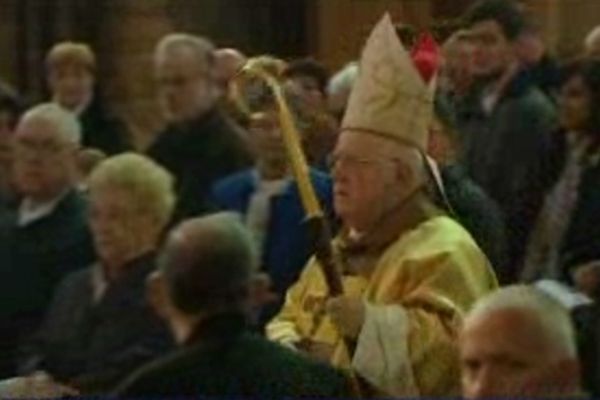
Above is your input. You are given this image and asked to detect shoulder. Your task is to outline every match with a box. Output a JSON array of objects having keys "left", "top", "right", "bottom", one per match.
[
  {"left": 210, "top": 170, "right": 255, "bottom": 206},
  {"left": 53, "top": 268, "right": 93, "bottom": 299},
  {"left": 212, "top": 170, "right": 254, "bottom": 195},
  {"left": 239, "top": 335, "right": 351, "bottom": 395},
  {"left": 114, "top": 347, "right": 191, "bottom": 396},
  {"left": 389, "top": 216, "right": 491, "bottom": 272},
  {"left": 309, "top": 169, "right": 333, "bottom": 190}
]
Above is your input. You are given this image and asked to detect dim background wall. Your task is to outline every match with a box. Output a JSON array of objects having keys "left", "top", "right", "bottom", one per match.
[{"left": 0, "top": 0, "right": 597, "bottom": 148}]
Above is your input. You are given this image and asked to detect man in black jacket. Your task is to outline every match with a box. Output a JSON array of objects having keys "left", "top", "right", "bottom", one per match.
[
  {"left": 0, "top": 104, "right": 95, "bottom": 378},
  {"left": 458, "top": 0, "right": 558, "bottom": 279},
  {"left": 115, "top": 213, "right": 351, "bottom": 399},
  {"left": 148, "top": 34, "right": 252, "bottom": 222}
]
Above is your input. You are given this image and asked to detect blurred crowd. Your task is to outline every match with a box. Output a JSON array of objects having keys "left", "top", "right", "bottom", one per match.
[{"left": 0, "top": 0, "right": 599, "bottom": 398}]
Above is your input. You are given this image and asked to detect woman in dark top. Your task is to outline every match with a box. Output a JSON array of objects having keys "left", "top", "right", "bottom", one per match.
[
  {"left": 521, "top": 59, "right": 600, "bottom": 289},
  {"left": 17, "top": 153, "right": 176, "bottom": 396}
]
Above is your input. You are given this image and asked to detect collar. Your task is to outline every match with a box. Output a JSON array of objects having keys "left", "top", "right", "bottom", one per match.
[
  {"left": 92, "top": 251, "right": 156, "bottom": 303},
  {"left": 17, "top": 189, "right": 70, "bottom": 227},
  {"left": 184, "top": 311, "right": 247, "bottom": 347}
]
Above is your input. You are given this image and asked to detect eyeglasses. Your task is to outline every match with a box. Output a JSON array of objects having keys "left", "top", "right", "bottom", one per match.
[{"left": 14, "top": 138, "right": 70, "bottom": 158}]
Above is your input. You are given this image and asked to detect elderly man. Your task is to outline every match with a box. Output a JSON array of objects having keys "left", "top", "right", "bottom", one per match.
[
  {"left": 214, "top": 47, "right": 246, "bottom": 94},
  {"left": 14, "top": 153, "right": 174, "bottom": 395},
  {"left": 46, "top": 42, "right": 130, "bottom": 155},
  {"left": 585, "top": 25, "right": 600, "bottom": 57},
  {"left": 148, "top": 34, "right": 252, "bottom": 222},
  {"left": 460, "top": 285, "right": 582, "bottom": 398},
  {"left": 115, "top": 213, "right": 351, "bottom": 398},
  {"left": 0, "top": 103, "right": 95, "bottom": 378},
  {"left": 267, "top": 15, "right": 497, "bottom": 398}
]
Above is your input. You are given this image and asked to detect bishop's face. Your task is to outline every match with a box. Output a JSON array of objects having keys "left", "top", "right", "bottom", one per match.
[{"left": 331, "top": 130, "right": 402, "bottom": 232}]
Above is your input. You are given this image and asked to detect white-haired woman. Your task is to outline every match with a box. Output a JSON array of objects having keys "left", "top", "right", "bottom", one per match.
[{"left": 17, "top": 153, "right": 176, "bottom": 396}]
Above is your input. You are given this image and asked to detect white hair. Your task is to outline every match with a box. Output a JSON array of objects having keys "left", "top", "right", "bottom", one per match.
[
  {"left": 20, "top": 103, "right": 81, "bottom": 145},
  {"left": 466, "top": 285, "right": 577, "bottom": 359},
  {"left": 88, "top": 152, "right": 175, "bottom": 228},
  {"left": 327, "top": 62, "right": 359, "bottom": 114},
  {"left": 154, "top": 33, "right": 215, "bottom": 69},
  {"left": 585, "top": 25, "right": 600, "bottom": 54}
]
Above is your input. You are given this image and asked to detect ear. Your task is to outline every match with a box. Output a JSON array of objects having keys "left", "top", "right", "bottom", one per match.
[
  {"left": 394, "top": 159, "right": 413, "bottom": 185},
  {"left": 146, "top": 270, "right": 170, "bottom": 320}
]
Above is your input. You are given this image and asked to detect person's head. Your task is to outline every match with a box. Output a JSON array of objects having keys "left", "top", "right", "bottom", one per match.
[
  {"left": 464, "top": 0, "right": 526, "bottom": 78},
  {"left": 88, "top": 153, "right": 175, "bottom": 273},
  {"left": 13, "top": 103, "right": 80, "bottom": 201},
  {"left": 558, "top": 58, "right": 600, "bottom": 137},
  {"left": 441, "top": 30, "right": 476, "bottom": 94},
  {"left": 460, "top": 285, "right": 580, "bottom": 399},
  {"left": 331, "top": 131, "right": 427, "bottom": 232},
  {"left": 428, "top": 97, "right": 461, "bottom": 165},
  {"left": 148, "top": 213, "right": 256, "bottom": 343},
  {"left": 46, "top": 42, "right": 95, "bottom": 110},
  {"left": 242, "top": 78, "right": 310, "bottom": 177},
  {"left": 514, "top": 23, "right": 546, "bottom": 66},
  {"left": 154, "top": 33, "right": 218, "bottom": 122},
  {"left": 326, "top": 62, "right": 359, "bottom": 122},
  {"left": 214, "top": 48, "right": 247, "bottom": 94},
  {"left": 283, "top": 59, "right": 330, "bottom": 109},
  {"left": 584, "top": 25, "right": 600, "bottom": 58},
  {"left": 0, "top": 84, "right": 25, "bottom": 171},
  {"left": 76, "top": 147, "right": 107, "bottom": 185}
]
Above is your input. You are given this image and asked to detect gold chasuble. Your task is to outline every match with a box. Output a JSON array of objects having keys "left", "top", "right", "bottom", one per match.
[
  {"left": 268, "top": 13, "right": 498, "bottom": 397},
  {"left": 267, "top": 216, "right": 497, "bottom": 397}
]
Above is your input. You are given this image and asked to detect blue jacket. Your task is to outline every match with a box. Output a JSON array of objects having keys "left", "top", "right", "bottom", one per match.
[{"left": 211, "top": 169, "right": 334, "bottom": 298}]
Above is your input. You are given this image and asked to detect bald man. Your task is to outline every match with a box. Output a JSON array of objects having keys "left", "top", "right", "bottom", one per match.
[
  {"left": 214, "top": 48, "right": 247, "bottom": 94},
  {"left": 460, "top": 285, "right": 582, "bottom": 399},
  {"left": 585, "top": 26, "right": 600, "bottom": 58},
  {"left": 115, "top": 213, "right": 351, "bottom": 399}
]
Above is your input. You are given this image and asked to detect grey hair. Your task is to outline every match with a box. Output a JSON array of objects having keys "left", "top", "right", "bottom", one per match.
[
  {"left": 162, "top": 212, "right": 258, "bottom": 315},
  {"left": 327, "top": 62, "right": 359, "bottom": 97},
  {"left": 466, "top": 285, "right": 577, "bottom": 359},
  {"left": 585, "top": 25, "right": 600, "bottom": 54},
  {"left": 154, "top": 32, "right": 215, "bottom": 70},
  {"left": 20, "top": 103, "right": 81, "bottom": 145}
]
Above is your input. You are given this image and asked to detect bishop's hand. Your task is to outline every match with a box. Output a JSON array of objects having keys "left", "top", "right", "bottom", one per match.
[{"left": 326, "top": 295, "right": 365, "bottom": 339}]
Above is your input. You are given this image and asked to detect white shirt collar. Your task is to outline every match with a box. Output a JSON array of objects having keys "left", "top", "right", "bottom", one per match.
[{"left": 18, "top": 190, "right": 70, "bottom": 227}]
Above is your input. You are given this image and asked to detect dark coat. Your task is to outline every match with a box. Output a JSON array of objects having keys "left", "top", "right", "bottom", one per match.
[
  {"left": 115, "top": 312, "right": 352, "bottom": 399},
  {"left": 79, "top": 96, "right": 131, "bottom": 155},
  {"left": 19, "top": 252, "right": 173, "bottom": 394},
  {"left": 147, "top": 108, "right": 252, "bottom": 222},
  {"left": 455, "top": 73, "right": 558, "bottom": 281},
  {"left": 211, "top": 169, "right": 335, "bottom": 324},
  {"left": 0, "top": 189, "right": 95, "bottom": 378},
  {"left": 538, "top": 132, "right": 600, "bottom": 281},
  {"left": 442, "top": 164, "right": 508, "bottom": 283}
]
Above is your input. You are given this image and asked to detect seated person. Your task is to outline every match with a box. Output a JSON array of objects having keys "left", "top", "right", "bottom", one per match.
[
  {"left": 460, "top": 285, "right": 582, "bottom": 398},
  {"left": 46, "top": 42, "right": 131, "bottom": 155},
  {"left": 0, "top": 104, "right": 95, "bottom": 379},
  {"left": 115, "top": 213, "right": 352, "bottom": 399},
  {"left": 211, "top": 82, "right": 334, "bottom": 325},
  {"left": 18, "top": 153, "right": 175, "bottom": 394}
]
